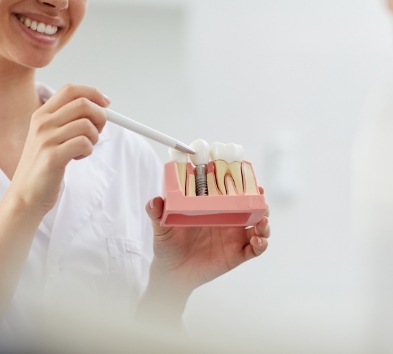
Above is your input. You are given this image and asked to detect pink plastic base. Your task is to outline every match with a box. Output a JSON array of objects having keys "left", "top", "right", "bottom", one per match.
[{"left": 160, "top": 161, "right": 268, "bottom": 227}]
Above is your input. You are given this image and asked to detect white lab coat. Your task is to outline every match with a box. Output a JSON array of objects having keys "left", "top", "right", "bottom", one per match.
[{"left": 0, "top": 85, "right": 163, "bottom": 347}]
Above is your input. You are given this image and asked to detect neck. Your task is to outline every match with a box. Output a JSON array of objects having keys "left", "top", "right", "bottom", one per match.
[
  {"left": 0, "top": 60, "right": 41, "bottom": 136},
  {"left": 0, "top": 60, "right": 43, "bottom": 179}
]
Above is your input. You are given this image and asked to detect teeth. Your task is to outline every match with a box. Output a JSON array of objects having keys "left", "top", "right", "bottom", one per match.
[
  {"left": 189, "top": 139, "right": 210, "bottom": 166},
  {"left": 167, "top": 140, "right": 248, "bottom": 197},
  {"left": 18, "top": 16, "right": 58, "bottom": 36},
  {"left": 168, "top": 147, "right": 189, "bottom": 164},
  {"left": 168, "top": 148, "right": 189, "bottom": 195},
  {"left": 210, "top": 142, "right": 244, "bottom": 195},
  {"left": 210, "top": 142, "right": 244, "bottom": 164}
]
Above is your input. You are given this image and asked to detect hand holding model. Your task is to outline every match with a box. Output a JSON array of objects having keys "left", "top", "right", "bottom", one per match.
[
  {"left": 139, "top": 139, "right": 270, "bottom": 327},
  {"left": 141, "top": 196, "right": 270, "bottom": 326}
]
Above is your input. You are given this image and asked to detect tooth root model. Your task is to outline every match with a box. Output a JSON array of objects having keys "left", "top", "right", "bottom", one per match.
[
  {"left": 168, "top": 139, "right": 251, "bottom": 197},
  {"left": 229, "top": 163, "right": 244, "bottom": 194},
  {"left": 206, "top": 162, "right": 220, "bottom": 196},
  {"left": 225, "top": 174, "right": 237, "bottom": 195},
  {"left": 168, "top": 140, "right": 256, "bottom": 197},
  {"left": 162, "top": 139, "right": 267, "bottom": 226},
  {"left": 210, "top": 142, "right": 244, "bottom": 195},
  {"left": 242, "top": 162, "right": 259, "bottom": 195},
  {"left": 186, "top": 163, "right": 196, "bottom": 197},
  {"left": 168, "top": 147, "right": 189, "bottom": 196},
  {"left": 212, "top": 160, "right": 228, "bottom": 195}
]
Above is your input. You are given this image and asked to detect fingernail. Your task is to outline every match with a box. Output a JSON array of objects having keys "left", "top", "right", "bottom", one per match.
[
  {"left": 103, "top": 94, "right": 112, "bottom": 105},
  {"left": 149, "top": 198, "right": 155, "bottom": 210},
  {"left": 257, "top": 237, "right": 263, "bottom": 245}
]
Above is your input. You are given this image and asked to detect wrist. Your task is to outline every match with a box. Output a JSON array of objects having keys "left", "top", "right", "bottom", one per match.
[
  {"left": 137, "top": 261, "right": 192, "bottom": 326},
  {"left": 5, "top": 184, "right": 51, "bottom": 221},
  {"left": 2, "top": 188, "right": 45, "bottom": 224}
]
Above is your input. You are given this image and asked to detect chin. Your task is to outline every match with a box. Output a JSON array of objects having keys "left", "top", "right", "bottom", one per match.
[{"left": 19, "top": 55, "right": 54, "bottom": 69}]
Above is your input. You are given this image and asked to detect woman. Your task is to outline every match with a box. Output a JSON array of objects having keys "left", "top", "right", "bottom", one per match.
[{"left": 0, "top": 0, "right": 270, "bottom": 351}]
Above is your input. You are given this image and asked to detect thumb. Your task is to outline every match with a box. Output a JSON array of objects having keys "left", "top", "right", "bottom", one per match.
[{"left": 145, "top": 196, "right": 165, "bottom": 229}]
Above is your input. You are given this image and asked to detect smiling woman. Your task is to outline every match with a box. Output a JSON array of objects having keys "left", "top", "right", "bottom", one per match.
[{"left": 0, "top": 0, "right": 270, "bottom": 352}]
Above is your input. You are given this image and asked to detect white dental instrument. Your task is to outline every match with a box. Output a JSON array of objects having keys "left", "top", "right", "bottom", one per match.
[{"left": 106, "top": 109, "right": 195, "bottom": 155}]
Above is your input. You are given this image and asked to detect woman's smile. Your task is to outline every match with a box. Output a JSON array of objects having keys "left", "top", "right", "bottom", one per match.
[
  {"left": 11, "top": 12, "right": 63, "bottom": 46},
  {"left": 0, "top": 0, "right": 87, "bottom": 68},
  {"left": 18, "top": 15, "right": 59, "bottom": 36}
]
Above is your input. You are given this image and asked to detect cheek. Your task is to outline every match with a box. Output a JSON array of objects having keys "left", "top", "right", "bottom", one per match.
[
  {"left": 61, "top": 2, "right": 87, "bottom": 46},
  {"left": 70, "top": 1, "right": 88, "bottom": 28}
]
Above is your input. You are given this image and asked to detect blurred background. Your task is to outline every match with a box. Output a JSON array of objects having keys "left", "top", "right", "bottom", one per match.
[{"left": 37, "top": 0, "right": 393, "bottom": 352}]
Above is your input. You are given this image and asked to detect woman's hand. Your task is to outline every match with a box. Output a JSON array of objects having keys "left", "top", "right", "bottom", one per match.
[
  {"left": 140, "top": 195, "right": 270, "bottom": 323},
  {"left": 9, "top": 84, "right": 110, "bottom": 216}
]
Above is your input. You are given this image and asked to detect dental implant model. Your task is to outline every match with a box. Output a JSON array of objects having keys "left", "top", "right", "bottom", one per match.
[
  {"left": 161, "top": 139, "right": 267, "bottom": 227},
  {"left": 189, "top": 139, "right": 210, "bottom": 196}
]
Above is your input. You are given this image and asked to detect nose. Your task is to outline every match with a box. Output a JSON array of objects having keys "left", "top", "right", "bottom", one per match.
[{"left": 38, "top": 0, "right": 68, "bottom": 11}]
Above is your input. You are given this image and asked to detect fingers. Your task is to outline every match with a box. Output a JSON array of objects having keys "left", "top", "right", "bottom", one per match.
[
  {"left": 249, "top": 236, "right": 268, "bottom": 257},
  {"left": 55, "top": 118, "right": 100, "bottom": 146},
  {"left": 246, "top": 216, "right": 270, "bottom": 239},
  {"left": 257, "top": 216, "right": 270, "bottom": 238},
  {"left": 51, "top": 97, "right": 108, "bottom": 133},
  {"left": 245, "top": 215, "right": 270, "bottom": 258},
  {"left": 55, "top": 136, "right": 96, "bottom": 165},
  {"left": 33, "top": 85, "right": 109, "bottom": 135},
  {"left": 9, "top": 84, "right": 112, "bottom": 214},
  {"left": 145, "top": 197, "right": 175, "bottom": 239},
  {"left": 145, "top": 197, "right": 165, "bottom": 226},
  {"left": 39, "top": 84, "right": 111, "bottom": 114},
  {"left": 29, "top": 84, "right": 110, "bottom": 163}
]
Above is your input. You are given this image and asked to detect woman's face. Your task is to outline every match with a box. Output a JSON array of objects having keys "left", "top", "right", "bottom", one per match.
[{"left": 0, "top": 0, "right": 87, "bottom": 68}]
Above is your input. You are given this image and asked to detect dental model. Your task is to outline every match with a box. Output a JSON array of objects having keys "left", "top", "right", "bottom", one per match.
[
  {"left": 210, "top": 142, "right": 244, "bottom": 195},
  {"left": 161, "top": 139, "right": 267, "bottom": 226}
]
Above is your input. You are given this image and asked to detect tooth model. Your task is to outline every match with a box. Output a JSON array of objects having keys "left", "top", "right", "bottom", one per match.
[
  {"left": 210, "top": 142, "right": 244, "bottom": 195},
  {"left": 161, "top": 139, "right": 267, "bottom": 226},
  {"left": 168, "top": 147, "right": 189, "bottom": 195},
  {"left": 189, "top": 139, "right": 210, "bottom": 196}
]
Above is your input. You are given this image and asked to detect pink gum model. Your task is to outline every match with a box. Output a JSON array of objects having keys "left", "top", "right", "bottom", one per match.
[{"left": 160, "top": 161, "right": 268, "bottom": 227}]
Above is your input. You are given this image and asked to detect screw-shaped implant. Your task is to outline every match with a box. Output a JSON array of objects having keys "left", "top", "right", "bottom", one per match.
[
  {"left": 190, "top": 139, "right": 210, "bottom": 196},
  {"left": 195, "top": 164, "right": 208, "bottom": 196}
]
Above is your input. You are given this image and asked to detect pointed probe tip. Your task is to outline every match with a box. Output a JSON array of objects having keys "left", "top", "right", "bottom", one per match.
[{"left": 175, "top": 143, "right": 195, "bottom": 155}]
